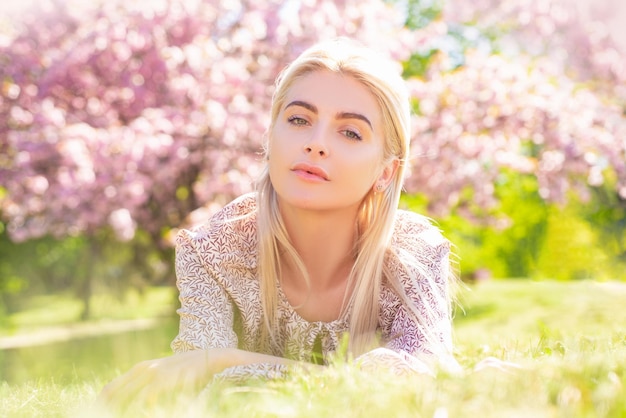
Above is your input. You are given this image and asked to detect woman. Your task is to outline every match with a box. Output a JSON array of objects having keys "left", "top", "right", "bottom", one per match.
[{"left": 101, "top": 37, "right": 458, "bottom": 402}]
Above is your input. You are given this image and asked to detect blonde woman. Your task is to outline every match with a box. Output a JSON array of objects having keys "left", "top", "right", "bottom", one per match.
[{"left": 101, "top": 37, "right": 459, "bottom": 402}]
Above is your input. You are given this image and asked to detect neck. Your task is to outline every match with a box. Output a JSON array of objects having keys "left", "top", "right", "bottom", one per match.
[{"left": 280, "top": 206, "right": 358, "bottom": 291}]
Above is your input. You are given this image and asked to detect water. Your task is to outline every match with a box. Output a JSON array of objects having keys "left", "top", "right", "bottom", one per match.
[{"left": 0, "top": 319, "right": 178, "bottom": 384}]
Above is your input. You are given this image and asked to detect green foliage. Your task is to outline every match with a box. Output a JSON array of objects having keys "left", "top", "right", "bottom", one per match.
[
  {"left": 0, "top": 225, "right": 174, "bottom": 322},
  {"left": 491, "top": 171, "right": 549, "bottom": 278},
  {"left": 579, "top": 184, "right": 626, "bottom": 273},
  {"left": 0, "top": 226, "right": 85, "bottom": 315},
  {"left": 403, "top": 170, "right": 625, "bottom": 281},
  {"left": 536, "top": 205, "right": 615, "bottom": 281},
  {"left": 402, "top": 172, "right": 549, "bottom": 279},
  {"left": 400, "top": 0, "right": 443, "bottom": 30},
  {"left": 402, "top": 50, "right": 438, "bottom": 78},
  {"left": 397, "top": 0, "right": 444, "bottom": 78}
]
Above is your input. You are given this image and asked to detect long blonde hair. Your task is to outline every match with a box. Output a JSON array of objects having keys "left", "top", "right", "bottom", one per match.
[{"left": 256, "top": 38, "right": 451, "bottom": 357}]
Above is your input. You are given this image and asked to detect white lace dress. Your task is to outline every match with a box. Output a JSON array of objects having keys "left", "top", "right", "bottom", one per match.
[{"left": 170, "top": 193, "right": 455, "bottom": 382}]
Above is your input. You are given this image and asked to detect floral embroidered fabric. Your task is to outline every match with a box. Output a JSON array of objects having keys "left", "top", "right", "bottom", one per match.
[{"left": 171, "top": 193, "right": 453, "bottom": 382}]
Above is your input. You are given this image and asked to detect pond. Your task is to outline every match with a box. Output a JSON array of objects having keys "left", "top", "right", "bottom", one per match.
[{"left": 0, "top": 318, "right": 179, "bottom": 385}]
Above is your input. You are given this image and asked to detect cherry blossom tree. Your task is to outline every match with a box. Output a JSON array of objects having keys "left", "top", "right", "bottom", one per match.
[
  {"left": 406, "top": 50, "right": 626, "bottom": 216},
  {"left": 1, "top": 0, "right": 625, "bottom": 303},
  {"left": 399, "top": 0, "right": 626, "bottom": 279},
  {"left": 443, "top": 0, "right": 626, "bottom": 100},
  {"left": 399, "top": 0, "right": 626, "bottom": 217},
  {"left": 0, "top": 0, "right": 416, "bottom": 245},
  {"left": 0, "top": 0, "right": 421, "bottom": 315}
]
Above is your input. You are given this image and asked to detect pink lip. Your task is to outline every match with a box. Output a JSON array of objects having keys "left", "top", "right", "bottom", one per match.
[{"left": 291, "top": 162, "right": 330, "bottom": 181}]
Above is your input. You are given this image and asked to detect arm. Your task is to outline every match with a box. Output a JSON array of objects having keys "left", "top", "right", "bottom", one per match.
[
  {"left": 357, "top": 215, "right": 460, "bottom": 375},
  {"left": 170, "top": 228, "right": 239, "bottom": 352},
  {"left": 385, "top": 243, "right": 454, "bottom": 357},
  {"left": 98, "top": 347, "right": 296, "bottom": 409},
  {"left": 99, "top": 229, "right": 292, "bottom": 406},
  {"left": 172, "top": 228, "right": 300, "bottom": 382}
]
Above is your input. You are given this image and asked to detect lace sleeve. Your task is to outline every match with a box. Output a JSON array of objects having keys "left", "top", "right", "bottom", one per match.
[
  {"left": 170, "top": 229, "right": 239, "bottom": 353},
  {"left": 386, "top": 240, "right": 453, "bottom": 356},
  {"left": 378, "top": 211, "right": 458, "bottom": 372}
]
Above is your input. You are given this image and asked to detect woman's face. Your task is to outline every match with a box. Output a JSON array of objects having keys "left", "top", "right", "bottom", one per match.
[{"left": 268, "top": 70, "right": 391, "bottom": 214}]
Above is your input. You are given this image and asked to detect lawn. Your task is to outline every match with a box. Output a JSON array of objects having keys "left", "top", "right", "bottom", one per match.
[{"left": 1, "top": 280, "right": 625, "bottom": 417}]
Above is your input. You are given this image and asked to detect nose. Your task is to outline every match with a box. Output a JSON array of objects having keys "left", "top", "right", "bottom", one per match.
[
  {"left": 303, "top": 127, "right": 329, "bottom": 157},
  {"left": 304, "top": 144, "right": 326, "bottom": 157}
]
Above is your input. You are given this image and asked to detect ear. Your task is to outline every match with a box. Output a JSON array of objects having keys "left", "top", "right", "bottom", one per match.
[{"left": 376, "top": 158, "right": 399, "bottom": 190}]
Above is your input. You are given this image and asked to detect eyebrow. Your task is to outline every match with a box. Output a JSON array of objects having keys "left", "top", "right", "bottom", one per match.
[{"left": 285, "top": 100, "right": 373, "bottom": 131}]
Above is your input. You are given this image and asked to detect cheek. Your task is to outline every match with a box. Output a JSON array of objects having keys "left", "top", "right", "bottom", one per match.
[
  {"left": 267, "top": 137, "right": 291, "bottom": 169},
  {"left": 267, "top": 140, "right": 292, "bottom": 187},
  {"left": 267, "top": 152, "right": 282, "bottom": 183},
  {"left": 268, "top": 126, "right": 297, "bottom": 155},
  {"left": 341, "top": 157, "right": 383, "bottom": 190},
  {"left": 350, "top": 148, "right": 384, "bottom": 176}
]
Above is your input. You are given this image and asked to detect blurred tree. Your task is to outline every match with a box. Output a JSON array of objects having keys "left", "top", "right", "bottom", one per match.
[
  {"left": 536, "top": 202, "right": 615, "bottom": 281},
  {"left": 4, "top": 0, "right": 623, "bottom": 244},
  {"left": 578, "top": 184, "right": 626, "bottom": 274},
  {"left": 0, "top": 0, "right": 419, "bottom": 317},
  {"left": 0, "top": 0, "right": 421, "bottom": 241},
  {"left": 0, "top": 220, "right": 87, "bottom": 316},
  {"left": 435, "top": 0, "right": 626, "bottom": 275},
  {"left": 443, "top": 0, "right": 626, "bottom": 104},
  {"left": 403, "top": 171, "right": 549, "bottom": 280}
]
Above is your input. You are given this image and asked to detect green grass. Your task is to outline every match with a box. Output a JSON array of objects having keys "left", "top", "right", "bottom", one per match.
[{"left": 1, "top": 280, "right": 625, "bottom": 417}]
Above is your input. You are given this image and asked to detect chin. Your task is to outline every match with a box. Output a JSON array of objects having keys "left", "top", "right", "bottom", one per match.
[{"left": 281, "top": 194, "right": 326, "bottom": 210}]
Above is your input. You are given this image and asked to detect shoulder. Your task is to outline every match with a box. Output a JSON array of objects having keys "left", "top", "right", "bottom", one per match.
[
  {"left": 384, "top": 209, "right": 452, "bottom": 297},
  {"left": 390, "top": 209, "right": 450, "bottom": 258},
  {"left": 208, "top": 193, "right": 258, "bottom": 224},
  {"left": 176, "top": 192, "right": 258, "bottom": 269}
]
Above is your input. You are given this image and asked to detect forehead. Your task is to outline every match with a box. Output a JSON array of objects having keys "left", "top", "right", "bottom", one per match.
[{"left": 283, "top": 71, "right": 382, "bottom": 125}]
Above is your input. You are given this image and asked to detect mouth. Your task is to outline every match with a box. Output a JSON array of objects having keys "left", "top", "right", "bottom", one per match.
[{"left": 291, "top": 163, "right": 330, "bottom": 181}]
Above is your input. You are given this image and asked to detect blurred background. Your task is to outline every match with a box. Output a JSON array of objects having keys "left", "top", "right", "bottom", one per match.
[{"left": 1, "top": 0, "right": 625, "bottom": 385}]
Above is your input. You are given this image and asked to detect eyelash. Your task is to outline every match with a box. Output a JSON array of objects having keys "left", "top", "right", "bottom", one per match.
[
  {"left": 287, "top": 116, "right": 363, "bottom": 141},
  {"left": 287, "top": 115, "right": 308, "bottom": 126},
  {"left": 342, "top": 129, "right": 362, "bottom": 141}
]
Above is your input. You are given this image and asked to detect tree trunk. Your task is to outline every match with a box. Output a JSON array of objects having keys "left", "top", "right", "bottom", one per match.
[{"left": 78, "top": 239, "right": 97, "bottom": 320}]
